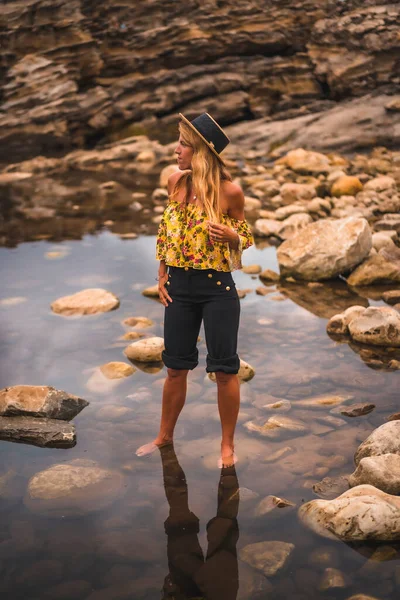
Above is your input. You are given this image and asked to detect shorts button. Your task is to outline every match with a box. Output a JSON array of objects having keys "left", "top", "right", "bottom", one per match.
[
  {"left": 226, "top": 286, "right": 230, "bottom": 290},
  {"left": 184, "top": 266, "right": 189, "bottom": 271},
  {"left": 208, "top": 273, "right": 213, "bottom": 278},
  {"left": 217, "top": 281, "right": 221, "bottom": 285}
]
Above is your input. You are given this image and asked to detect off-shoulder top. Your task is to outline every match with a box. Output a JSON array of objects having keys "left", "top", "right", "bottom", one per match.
[{"left": 155, "top": 199, "right": 254, "bottom": 272}]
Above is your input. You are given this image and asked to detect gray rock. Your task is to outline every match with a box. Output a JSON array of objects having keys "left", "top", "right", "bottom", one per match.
[
  {"left": 0, "top": 385, "right": 89, "bottom": 420},
  {"left": 0, "top": 416, "right": 76, "bottom": 448}
]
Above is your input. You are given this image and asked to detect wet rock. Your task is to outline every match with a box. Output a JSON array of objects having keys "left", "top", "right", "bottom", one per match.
[
  {"left": 0, "top": 385, "right": 88, "bottom": 420},
  {"left": 331, "top": 175, "right": 363, "bottom": 197},
  {"left": 387, "top": 412, "right": 400, "bottom": 421},
  {"left": 319, "top": 567, "right": 347, "bottom": 591},
  {"left": 24, "top": 459, "right": 126, "bottom": 517},
  {"left": 299, "top": 484, "right": 400, "bottom": 541},
  {"left": 51, "top": 288, "right": 120, "bottom": 316},
  {"left": 254, "top": 495, "right": 295, "bottom": 517},
  {"left": 312, "top": 475, "right": 350, "bottom": 499},
  {"left": 235, "top": 488, "right": 260, "bottom": 502},
  {"left": 262, "top": 399, "right": 292, "bottom": 412},
  {"left": 0, "top": 416, "right": 76, "bottom": 448},
  {"left": 339, "top": 403, "right": 375, "bottom": 417},
  {"left": 239, "top": 540, "right": 294, "bottom": 577},
  {"left": 326, "top": 305, "right": 367, "bottom": 335},
  {"left": 348, "top": 306, "right": 400, "bottom": 347},
  {"left": 347, "top": 247, "right": 400, "bottom": 286},
  {"left": 349, "top": 454, "right": 400, "bottom": 495},
  {"left": 256, "top": 286, "right": 272, "bottom": 296},
  {"left": 122, "top": 316, "right": 153, "bottom": 328},
  {"left": 96, "top": 406, "right": 134, "bottom": 422},
  {"left": 142, "top": 284, "right": 159, "bottom": 298},
  {"left": 262, "top": 446, "right": 294, "bottom": 463},
  {"left": 355, "top": 421, "right": 400, "bottom": 465},
  {"left": 124, "top": 336, "right": 164, "bottom": 362},
  {"left": 237, "top": 561, "right": 273, "bottom": 599},
  {"left": 122, "top": 331, "right": 145, "bottom": 340},
  {"left": 99, "top": 362, "right": 136, "bottom": 379},
  {"left": 242, "top": 264, "right": 262, "bottom": 274},
  {"left": 259, "top": 268, "right": 280, "bottom": 283},
  {"left": 295, "top": 393, "right": 353, "bottom": 409},
  {"left": 244, "top": 415, "right": 307, "bottom": 439},
  {"left": 382, "top": 290, "right": 400, "bottom": 305},
  {"left": 277, "top": 217, "right": 372, "bottom": 281},
  {"left": 356, "top": 421, "right": 400, "bottom": 465},
  {"left": 209, "top": 359, "right": 255, "bottom": 383}
]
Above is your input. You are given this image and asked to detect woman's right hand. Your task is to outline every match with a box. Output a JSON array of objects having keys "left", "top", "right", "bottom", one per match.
[{"left": 158, "top": 273, "right": 173, "bottom": 307}]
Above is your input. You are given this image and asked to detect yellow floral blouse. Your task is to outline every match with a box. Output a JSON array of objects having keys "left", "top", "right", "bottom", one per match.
[{"left": 156, "top": 199, "right": 254, "bottom": 272}]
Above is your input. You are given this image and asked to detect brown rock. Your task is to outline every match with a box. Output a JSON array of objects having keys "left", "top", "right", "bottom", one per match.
[{"left": 340, "top": 403, "right": 375, "bottom": 417}]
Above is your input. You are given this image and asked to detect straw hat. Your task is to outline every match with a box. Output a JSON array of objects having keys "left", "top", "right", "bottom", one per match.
[{"left": 178, "top": 112, "right": 230, "bottom": 163}]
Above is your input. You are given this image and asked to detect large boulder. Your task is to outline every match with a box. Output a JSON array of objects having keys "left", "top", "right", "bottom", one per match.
[
  {"left": 0, "top": 385, "right": 89, "bottom": 420},
  {"left": 346, "top": 246, "right": 400, "bottom": 286},
  {"left": 299, "top": 484, "right": 400, "bottom": 541},
  {"left": 348, "top": 306, "right": 400, "bottom": 347},
  {"left": 277, "top": 217, "right": 372, "bottom": 281},
  {"left": 354, "top": 421, "right": 400, "bottom": 466},
  {"left": 349, "top": 454, "right": 400, "bottom": 495}
]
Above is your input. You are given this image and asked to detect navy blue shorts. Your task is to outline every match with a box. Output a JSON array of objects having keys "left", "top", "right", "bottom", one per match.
[{"left": 162, "top": 266, "right": 241, "bottom": 374}]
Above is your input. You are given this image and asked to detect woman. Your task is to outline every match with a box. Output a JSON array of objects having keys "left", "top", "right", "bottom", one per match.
[{"left": 136, "top": 112, "right": 254, "bottom": 468}]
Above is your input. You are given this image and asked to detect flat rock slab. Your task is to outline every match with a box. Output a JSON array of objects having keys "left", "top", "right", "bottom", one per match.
[
  {"left": 0, "top": 385, "right": 89, "bottom": 420},
  {"left": 0, "top": 416, "right": 76, "bottom": 448}
]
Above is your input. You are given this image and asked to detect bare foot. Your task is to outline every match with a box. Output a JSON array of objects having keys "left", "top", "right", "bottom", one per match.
[
  {"left": 218, "top": 443, "right": 238, "bottom": 469},
  {"left": 135, "top": 437, "right": 173, "bottom": 457}
]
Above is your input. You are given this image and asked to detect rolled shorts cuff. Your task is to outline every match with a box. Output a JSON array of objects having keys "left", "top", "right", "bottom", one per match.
[
  {"left": 206, "top": 353, "right": 240, "bottom": 374},
  {"left": 162, "top": 349, "right": 199, "bottom": 370}
]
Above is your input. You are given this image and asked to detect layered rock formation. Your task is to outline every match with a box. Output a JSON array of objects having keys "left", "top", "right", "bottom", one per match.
[{"left": 0, "top": 0, "right": 399, "bottom": 163}]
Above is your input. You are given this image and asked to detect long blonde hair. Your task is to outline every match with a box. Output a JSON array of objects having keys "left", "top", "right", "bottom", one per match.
[{"left": 169, "top": 120, "right": 232, "bottom": 223}]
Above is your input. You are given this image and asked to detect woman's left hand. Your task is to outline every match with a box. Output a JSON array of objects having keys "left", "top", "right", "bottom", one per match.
[{"left": 208, "top": 222, "right": 238, "bottom": 245}]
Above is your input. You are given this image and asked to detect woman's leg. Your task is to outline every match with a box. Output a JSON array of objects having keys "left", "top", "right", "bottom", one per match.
[
  {"left": 215, "top": 372, "right": 240, "bottom": 467},
  {"left": 136, "top": 268, "right": 202, "bottom": 457},
  {"left": 135, "top": 368, "right": 189, "bottom": 456},
  {"left": 203, "top": 281, "right": 241, "bottom": 468}
]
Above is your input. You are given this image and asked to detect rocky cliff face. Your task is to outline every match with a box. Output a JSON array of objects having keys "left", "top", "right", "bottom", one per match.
[{"left": 0, "top": 0, "right": 399, "bottom": 163}]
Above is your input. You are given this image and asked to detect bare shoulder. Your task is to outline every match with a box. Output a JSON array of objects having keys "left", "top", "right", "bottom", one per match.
[
  {"left": 167, "top": 170, "right": 185, "bottom": 195},
  {"left": 222, "top": 181, "right": 245, "bottom": 219}
]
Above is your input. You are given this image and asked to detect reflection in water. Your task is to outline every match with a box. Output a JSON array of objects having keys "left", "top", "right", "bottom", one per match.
[{"left": 159, "top": 444, "right": 239, "bottom": 600}]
